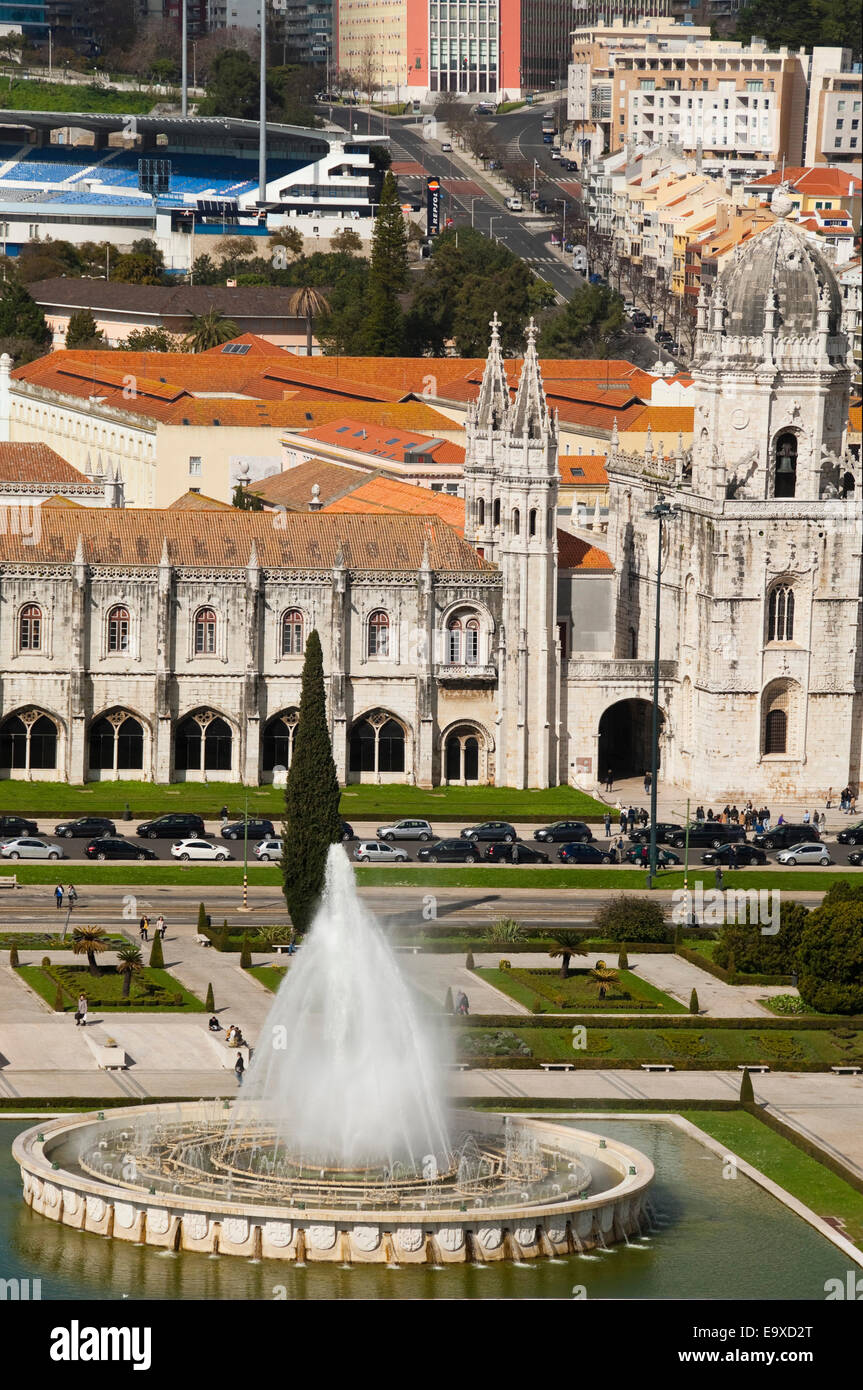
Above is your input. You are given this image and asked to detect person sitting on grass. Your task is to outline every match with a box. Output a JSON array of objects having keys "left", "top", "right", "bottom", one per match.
[{"left": 208, "top": 1015, "right": 221, "bottom": 1032}]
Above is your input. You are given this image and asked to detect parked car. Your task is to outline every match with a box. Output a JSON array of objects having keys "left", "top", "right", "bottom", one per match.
[
  {"left": 85, "top": 837, "right": 158, "bottom": 861},
  {"left": 1, "top": 836, "right": 63, "bottom": 860},
  {"left": 485, "top": 842, "right": 549, "bottom": 864},
  {"left": 776, "top": 842, "right": 833, "bottom": 866},
  {"left": 376, "top": 819, "right": 434, "bottom": 841},
  {"left": 550, "top": 149, "right": 561, "bottom": 160},
  {"left": 665, "top": 341, "right": 680, "bottom": 355},
  {"left": 632, "top": 311, "right": 650, "bottom": 327},
  {"left": 340, "top": 821, "right": 356, "bottom": 841},
  {"left": 550, "top": 232, "right": 562, "bottom": 246},
  {"left": 353, "top": 841, "right": 409, "bottom": 864},
  {"left": 563, "top": 159, "right": 579, "bottom": 171},
  {"left": 622, "top": 846, "right": 681, "bottom": 866},
  {"left": 752, "top": 824, "right": 820, "bottom": 851},
  {"left": 558, "top": 842, "right": 612, "bottom": 864},
  {"left": 255, "top": 837, "right": 283, "bottom": 862},
  {"left": 837, "top": 822, "right": 863, "bottom": 845},
  {"left": 533, "top": 820, "right": 593, "bottom": 843},
  {"left": 628, "top": 822, "right": 684, "bottom": 845},
  {"left": 417, "top": 838, "right": 479, "bottom": 864},
  {"left": 440, "top": 141, "right": 452, "bottom": 152},
  {"left": 848, "top": 850, "right": 863, "bottom": 866},
  {"left": 623, "top": 301, "right": 636, "bottom": 315},
  {"left": 0, "top": 815, "right": 38, "bottom": 839},
  {"left": 669, "top": 824, "right": 746, "bottom": 849},
  {"left": 54, "top": 816, "right": 116, "bottom": 839},
  {"left": 138, "top": 813, "right": 205, "bottom": 839},
  {"left": 699, "top": 843, "right": 768, "bottom": 867},
  {"left": 221, "top": 819, "right": 274, "bottom": 841},
  {"left": 171, "top": 839, "right": 230, "bottom": 862},
  {"left": 505, "top": 196, "right": 523, "bottom": 211},
  {"left": 460, "top": 821, "right": 517, "bottom": 843}
]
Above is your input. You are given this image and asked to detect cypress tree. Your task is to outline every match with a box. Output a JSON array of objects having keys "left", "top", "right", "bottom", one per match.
[
  {"left": 0, "top": 281, "right": 50, "bottom": 348},
  {"left": 197, "top": 902, "right": 208, "bottom": 933},
  {"left": 54, "top": 983, "right": 65, "bottom": 1012},
  {"left": 444, "top": 987, "right": 454, "bottom": 1014},
  {"left": 282, "top": 628, "right": 342, "bottom": 931},
  {"left": 689, "top": 988, "right": 700, "bottom": 1014},
  {"left": 239, "top": 934, "right": 252, "bottom": 969},
  {"left": 65, "top": 308, "right": 103, "bottom": 348},
  {"left": 205, "top": 982, "right": 215, "bottom": 1012},
  {"left": 9, "top": 945, "right": 18, "bottom": 967},
  {"left": 465, "top": 952, "right": 475, "bottom": 970},
  {"left": 360, "top": 170, "right": 407, "bottom": 355},
  {"left": 148, "top": 933, "right": 164, "bottom": 968},
  {"left": 739, "top": 1069, "right": 754, "bottom": 1103},
  {"left": 618, "top": 945, "right": 629, "bottom": 970}
]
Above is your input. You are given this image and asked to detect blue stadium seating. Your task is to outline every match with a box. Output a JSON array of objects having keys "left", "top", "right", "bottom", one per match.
[{"left": 0, "top": 146, "right": 308, "bottom": 200}]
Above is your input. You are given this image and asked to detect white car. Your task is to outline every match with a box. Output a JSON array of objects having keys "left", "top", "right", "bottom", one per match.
[
  {"left": 255, "top": 837, "right": 283, "bottom": 862},
  {"left": 353, "top": 841, "right": 409, "bottom": 864},
  {"left": 0, "top": 836, "right": 63, "bottom": 860},
  {"left": 504, "top": 196, "right": 523, "bottom": 211},
  {"left": 376, "top": 819, "right": 434, "bottom": 841},
  {"left": 776, "top": 842, "right": 833, "bottom": 866},
  {"left": 171, "top": 838, "right": 230, "bottom": 862},
  {"left": 550, "top": 149, "right": 561, "bottom": 160},
  {"left": 440, "top": 141, "right": 452, "bottom": 152}
]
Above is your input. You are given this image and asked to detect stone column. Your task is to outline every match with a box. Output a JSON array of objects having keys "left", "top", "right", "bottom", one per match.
[
  {"left": 415, "top": 543, "right": 435, "bottom": 787},
  {"left": 243, "top": 544, "right": 262, "bottom": 785},
  {"left": 153, "top": 539, "right": 173, "bottom": 782},
  {"left": 67, "top": 538, "right": 89, "bottom": 783}
]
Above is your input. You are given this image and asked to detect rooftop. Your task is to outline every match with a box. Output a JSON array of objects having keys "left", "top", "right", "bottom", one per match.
[
  {"left": 28, "top": 280, "right": 317, "bottom": 321},
  {"left": 0, "top": 442, "right": 88, "bottom": 484}
]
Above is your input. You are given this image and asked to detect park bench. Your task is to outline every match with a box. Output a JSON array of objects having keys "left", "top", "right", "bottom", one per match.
[
  {"left": 0, "top": 874, "right": 16, "bottom": 888},
  {"left": 737, "top": 1064, "right": 770, "bottom": 1073},
  {"left": 830, "top": 1065, "right": 862, "bottom": 1075},
  {"left": 273, "top": 943, "right": 298, "bottom": 955},
  {"left": 448, "top": 1063, "right": 471, "bottom": 1071},
  {"left": 84, "top": 1034, "right": 128, "bottom": 1070},
  {"left": 195, "top": 934, "right": 212, "bottom": 946},
  {"left": 640, "top": 1063, "right": 675, "bottom": 1072},
  {"left": 540, "top": 1062, "right": 575, "bottom": 1072}
]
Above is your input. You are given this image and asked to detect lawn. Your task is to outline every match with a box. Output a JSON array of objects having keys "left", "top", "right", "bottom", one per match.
[
  {"left": 17, "top": 962, "right": 205, "bottom": 1011},
  {"left": 475, "top": 966, "right": 686, "bottom": 1013},
  {"left": 0, "top": 931, "right": 127, "bottom": 950},
  {"left": 0, "top": 779, "right": 607, "bottom": 822},
  {"left": 0, "top": 78, "right": 155, "bottom": 113},
  {"left": 682, "top": 1110, "right": 863, "bottom": 1248},
  {"left": 247, "top": 964, "right": 287, "bottom": 992}
]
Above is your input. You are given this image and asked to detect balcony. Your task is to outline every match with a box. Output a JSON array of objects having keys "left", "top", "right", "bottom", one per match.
[{"left": 435, "top": 662, "right": 498, "bottom": 685}]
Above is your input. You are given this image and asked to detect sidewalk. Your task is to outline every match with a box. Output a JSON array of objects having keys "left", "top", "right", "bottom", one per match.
[{"left": 589, "top": 775, "right": 857, "bottom": 840}]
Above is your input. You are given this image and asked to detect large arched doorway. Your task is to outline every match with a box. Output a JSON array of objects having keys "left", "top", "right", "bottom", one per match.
[
  {"left": 348, "top": 711, "right": 407, "bottom": 781},
  {"left": 597, "top": 699, "right": 665, "bottom": 782},
  {"left": 174, "top": 711, "right": 233, "bottom": 778},
  {"left": 443, "top": 724, "right": 488, "bottom": 784},
  {"left": 0, "top": 709, "right": 59, "bottom": 776},
  {"left": 262, "top": 709, "right": 299, "bottom": 779},
  {"left": 88, "top": 711, "right": 144, "bottom": 777}
]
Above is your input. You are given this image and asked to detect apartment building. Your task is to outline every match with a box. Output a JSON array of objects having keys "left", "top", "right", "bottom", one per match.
[{"left": 805, "top": 49, "right": 862, "bottom": 169}]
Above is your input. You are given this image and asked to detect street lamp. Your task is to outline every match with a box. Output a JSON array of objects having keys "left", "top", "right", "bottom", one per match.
[
  {"left": 555, "top": 198, "right": 567, "bottom": 243},
  {"left": 644, "top": 491, "right": 679, "bottom": 889},
  {"left": 471, "top": 197, "right": 479, "bottom": 227}
]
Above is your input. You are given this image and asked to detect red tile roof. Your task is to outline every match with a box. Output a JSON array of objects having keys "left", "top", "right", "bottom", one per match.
[
  {"left": 557, "top": 531, "right": 613, "bottom": 571},
  {"left": 250, "top": 460, "right": 372, "bottom": 508},
  {"left": 324, "top": 478, "right": 466, "bottom": 533},
  {"left": 166, "top": 491, "right": 235, "bottom": 510},
  {"left": 559, "top": 454, "right": 609, "bottom": 486},
  {"left": 0, "top": 443, "right": 87, "bottom": 484},
  {"left": 302, "top": 417, "right": 465, "bottom": 465},
  {"left": 747, "top": 167, "right": 862, "bottom": 197}
]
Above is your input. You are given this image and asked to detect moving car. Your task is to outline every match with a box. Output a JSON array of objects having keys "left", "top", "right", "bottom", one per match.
[
  {"left": 622, "top": 846, "right": 681, "bottom": 866},
  {"left": 221, "top": 819, "right": 275, "bottom": 841},
  {"left": 563, "top": 159, "right": 579, "bottom": 171},
  {"left": 1, "top": 837, "right": 63, "bottom": 860},
  {"left": 669, "top": 824, "right": 746, "bottom": 849},
  {"left": 485, "top": 843, "right": 549, "bottom": 864},
  {"left": 138, "top": 813, "right": 205, "bottom": 839},
  {"left": 837, "top": 822, "right": 863, "bottom": 846},
  {"left": 0, "top": 815, "right": 38, "bottom": 838},
  {"left": 353, "top": 841, "right": 409, "bottom": 864},
  {"left": 460, "top": 821, "right": 517, "bottom": 843},
  {"left": 848, "top": 850, "right": 862, "bottom": 866},
  {"left": 776, "top": 843, "right": 833, "bottom": 866},
  {"left": 627, "top": 822, "right": 683, "bottom": 845},
  {"left": 171, "top": 839, "right": 230, "bottom": 862},
  {"left": 440, "top": 142, "right": 452, "bottom": 152},
  {"left": 505, "top": 196, "right": 523, "bottom": 211},
  {"left": 255, "top": 837, "right": 283, "bottom": 862},
  {"left": 376, "top": 819, "right": 434, "bottom": 841},
  {"left": 417, "top": 838, "right": 480, "bottom": 864},
  {"left": 752, "top": 824, "right": 820, "bottom": 851},
  {"left": 340, "top": 821, "right": 356, "bottom": 841},
  {"left": 558, "top": 842, "right": 613, "bottom": 864},
  {"left": 54, "top": 816, "right": 116, "bottom": 839},
  {"left": 85, "top": 837, "right": 158, "bottom": 861},
  {"left": 533, "top": 820, "right": 593, "bottom": 843},
  {"left": 550, "top": 149, "right": 561, "bottom": 160},
  {"left": 699, "top": 843, "right": 768, "bottom": 867}
]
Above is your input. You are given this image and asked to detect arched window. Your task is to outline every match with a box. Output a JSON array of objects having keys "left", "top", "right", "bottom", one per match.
[
  {"left": 194, "top": 607, "right": 217, "bottom": 655},
  {"left": 512, "top": 508, "right": 520, "bottom": 535},
  {"left": 761, "top": 681, "right": 795, "bottom": 757},
  {"left": 175, "top": 712, "right": 232, "bottom": 773},
  {"left": 465, "top": 618, "right": 480, "bottom": 665},
  {"left": 0, "top": 711, "right": 57, "bottom": 770},
  {"left": 18, "top": 604, "right": 42, "bottom": 651},
  {"left": 349, "top": 712, "right": 405, "bottom": 774},
  {"left": 367, "top": 609, "right": 390, "bottom": 658},
  {"left": 281, "top": 609, "right": 304, "bottom": 656},
  {"left": 774, "top": 432, "right": 797, "bottom": 499},
  {"left": 447, "top": 617, "right": 462, "bottom": 664},
  {"left": 89, "top": 714, "right": 143, "bottom": 771},
  {"left": 767, "top": 585, "right": 794, "bottom": 642},
  {"left": 107, "top": 605, "right": 130, "bottom": 653},
  {"left": 493, "top": 498, "right": 501, "bottom": 528},
  {"left": 764, "top": 709, "right": 787, "bottom": 754},
  {"left": 262, "top": 710, "right": 299, "bottom": 772},
  {"left": 444, "top": 725, "right": 484, "bottom": 783},
  {"left": 529, "top": 508, "right": 537, "bottom": 537},
  {"left": 477, "top": 497, "right": 485, "bottom": 527}
]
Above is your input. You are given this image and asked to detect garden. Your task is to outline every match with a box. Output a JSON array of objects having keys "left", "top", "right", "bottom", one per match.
[{"left": 475, "top": 964, "right": 686, "bottom": 1013}]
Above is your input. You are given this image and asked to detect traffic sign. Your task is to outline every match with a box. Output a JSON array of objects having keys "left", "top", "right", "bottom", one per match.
[{"left": 529, "top": 190, "right": 539, "bottom": 201}]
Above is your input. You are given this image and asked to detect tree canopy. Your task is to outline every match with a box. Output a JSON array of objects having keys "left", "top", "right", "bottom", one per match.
[
  {"left": 795, "top": 881, "right": 863, "bottom": 1015},
  {"left": 735, "top": 0, "right": 861, "bottom": 56},
  {"left": 538, "top": 283, "right": 625, "bottom": 359}
]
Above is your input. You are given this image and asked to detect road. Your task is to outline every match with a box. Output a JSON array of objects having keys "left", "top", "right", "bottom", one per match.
[{"left": 327, "top": 104, "right": 583, "bottom": 300}]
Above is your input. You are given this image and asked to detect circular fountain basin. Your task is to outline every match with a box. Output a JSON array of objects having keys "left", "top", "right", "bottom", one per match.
[{"left": 14, "top": 1103, "right": 653, "bottom": 1264}]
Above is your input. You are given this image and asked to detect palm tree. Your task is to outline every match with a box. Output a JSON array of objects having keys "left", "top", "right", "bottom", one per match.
[
  {"left": 547, "top": 934, "right": 589, "bottom": 980},
  {"left": 115, "top": 943, "right": 143, "bottom": 1000},
  {"left": 590, "top": 962, "right": 619, "bottom": 1001},
  {"left": 288, "top": 285, "right": 331, "bottom": 357},
  {"left": 184, "top": 308, "right": 240, "bottom": 352},
  {"left": 72, "top": 926, "right": 110, "bottom": 978}
]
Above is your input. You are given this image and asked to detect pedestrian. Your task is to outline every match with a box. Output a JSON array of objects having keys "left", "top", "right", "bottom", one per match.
[
  {"left": 234, "top": 1053, "right": 245, "bottom": 1086},
  {"left": 603, "top": 811, "right": 611, "bottom": 838},
  {"left": 605, "top": 768, "right": 613, "bottom": 792},
  {"left": 826, "top": 788, "right": 833, "bottom": 809},
  {"left": 728, "top": 844, "right": 738, "bottom": 870},
  {"left": 66, "top": 885, "right": 77, "bottom": 909},
  {"left": 54, "top": 884, "right": 63, "bottom": 910},
  {"left": 76, "top": 992, "right": 87, "bottom": 1027},
  {"left": 803, "top": 808, "right": 810, "bottom": 825},
  {"left": 156, "top": 914, "right": 166, "bottom": 939},
  {"left": 220, "top": 805, "right": 229, "bottom": 825},
  {"left": 639, "top": 807, "right": 649, "bottom": 827},
  {"left": 627, "top": 805, "right": 636, "bottom": 831},
  {"left": 619, "top": 809, "right": 627, "bottom": 832},
  {"left": 643, "top": 771, "right": 651, "bottom": 795},
  {"left": 616, "top": 835, "right": 625, "bottom": 862},
  {"left": 640, "top": 844, "right": 648, "bottom": 866},
  {"left": 139, "top": 915, "right": 149, "bottom": 942}
]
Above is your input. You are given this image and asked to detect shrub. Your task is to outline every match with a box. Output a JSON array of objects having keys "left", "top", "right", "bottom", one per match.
[
  {"left": 9, "top": 945, "right": 18, "bottom": 967},
  {"left": 593, "top": 895, "right": 671, "bottom": 943},
  {"left": 239, "top": 935, "right": 252, "bottom": 969},
  {"left": 689, "top": 988, "right": 700, "bottom": 1015},
  {"left": 714, "top": 901, "right": 808, "bottom": 975},
  {"left": 795, "top": 884, "right": 863, "bottom": 1015},
  {"left": 618, "top": 945, "right": 629, "bottom": 970},
  {"left": 41, "top": 955, "right": 51, "bottom": 968},
  {"left": 54, "top": 983, "right": 64, "bottom": 1012},
  {"left": 739, "top": 1069, "right": 754, "bottom": 1103},
  {"left": 499, "top": 958, "right": 512, "bottom": 971},
  {"left": 197, "top": 902, "right": 208, "bottom": 933},
  {"left": 172, "top": 992, "right": 183, "bottom": 1007},
  {"left": 205, "top": 982, "right": 215, "bottom": 1012},
  {"left": 443, "top": 987, "right": 453, "bottom": 1014},
  {"left": 484, "top": 918, "right": 525, "bottom": 945},
  {"left": 767, "top": 994, "right": 807, "bottom": 1015},
  {"left": 148, "top": 933, "right": 164, "bottom": 969},
  {"left": 465, "top": 952, "right": 475, "bottom": 970}
]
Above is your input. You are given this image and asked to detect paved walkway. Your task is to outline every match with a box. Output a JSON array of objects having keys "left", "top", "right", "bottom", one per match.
[{"left": 593, "top": 776, "right": 857, "bottom": 838}]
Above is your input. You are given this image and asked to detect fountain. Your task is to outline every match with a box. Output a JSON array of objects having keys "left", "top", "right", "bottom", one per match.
[{"left": 14, "top": 847, "right": 653, "bottom": 1264}]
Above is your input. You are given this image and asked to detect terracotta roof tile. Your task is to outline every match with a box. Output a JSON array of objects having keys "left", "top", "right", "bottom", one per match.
[
  {"left": 557, "top": 531, "right": 613, "bottom": 571},
  {"left": 324, "top": 478, "right": 466, "bottom": 533},
  {"left": 622, "top": 406, "right": 694, "bottom": 435},
  {"left": 559, "top": 454, "right": 609, "bottom": 486},
  {"left": 0, "top": 443, "right": 87, "bottom": 484},
  {"left": 747, "top": 168, "right": 862, "bottom": 197},
  {"left": 301, "top": 417, "right": 465, "bottom": 464},
  {"left": 166, "top": 491, "right": 235, "bottom": 510},
  {"left": 250, "top": 460, "right": 372, "bottom": 508}
]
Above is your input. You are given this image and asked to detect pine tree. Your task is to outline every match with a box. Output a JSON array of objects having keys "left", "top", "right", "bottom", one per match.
[
  {"left": 65, "top": 309, "right": 103, "bottom": 349},
  {"left": 197, "top": 902, "right": 208, "bottom": 934},
  {"left": 739, "top": 1069, "right": 754, "bottom": 1103},
  {"left": 0, "top": 281, "right": 50, "bottom": 349},
  {"left": 148, "top": 933, "right": 164, "bottom": 969},
  {"left": 360, "top": 170, "right": 407, "bottom": 355},
  {"left": 282, "top": 628, "right": 342, "bottom": 931},
  {"left": 689, "top": 988, "right": 700, "bottom": 1014},
  {"left": 205, "top": 982, "right": 215, "bottom": 1012}
]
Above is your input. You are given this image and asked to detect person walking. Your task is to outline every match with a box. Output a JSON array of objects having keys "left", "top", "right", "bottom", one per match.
[
  {"left": 66, "top": 885, "right": 77, "bottom": 909},
  {"left": 156, "top": 914, "right": 166, "bottom": 940},
  {"left": 605, "top": 768, "right": 614, "bottom": 792},
  {"left": 139, "top": 915, "right": 149, "bottom": 943},
  {"left": 803, "top": 808, "right": 810, "bottom": 825},
  {"left": 220, "top": 805, "right": 229, "bottom": 826},
  {"left": 619, "top": 809, "right": 627, "bottom": 833},
  {"left": 234, "top": 1053, "right": 245, "bottom": 1086},
  {"left": 643, "top": 771, "right": 651, "bottom": 795},
  {"left": 54, "top": 884, "right": 63, "bottom": 910},
  {"left": 603, "top": 811, "right": 612, "bottom": 838},
  {"left": 76, "top": 993, "right": 87, "bottom": 1027}
]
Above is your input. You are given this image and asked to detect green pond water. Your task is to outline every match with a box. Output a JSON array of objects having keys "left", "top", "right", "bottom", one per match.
[{"left": 1, "top": 1117, "right": 850, "bottom": 1300}]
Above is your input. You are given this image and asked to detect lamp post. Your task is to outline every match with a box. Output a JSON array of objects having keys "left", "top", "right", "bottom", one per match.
[
  {"left": 240, "top": 788, "right": 250, "bottom": 912},
  {"left": 181, "top": 0, "right": 187, "bottom": 117},
  {"left": 645, "top": 491, "right": 678, "bottom": 889},
  {"left": 471, "top": 197, "right": 478, "bottom": 227}
]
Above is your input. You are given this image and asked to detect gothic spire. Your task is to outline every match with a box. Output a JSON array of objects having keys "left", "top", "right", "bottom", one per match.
[
  {"left": 510, "top": 317, "right": 549, "bottom": 439},
  {"left": 475, "top": 310, "right": 510, "bottom": 431}
]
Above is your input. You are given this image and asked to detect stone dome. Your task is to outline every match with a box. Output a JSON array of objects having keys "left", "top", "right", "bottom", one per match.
[{"left": 716, "top": 218, "right": 842, "bottom": 339}]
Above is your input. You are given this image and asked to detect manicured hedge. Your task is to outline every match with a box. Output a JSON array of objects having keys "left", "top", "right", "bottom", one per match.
[
  {"left": 457, "top": 1013, "right": 863, "bottom": 1030},
  {"left": 677, "top": 945, "right": 793, "bottom": 987}
]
